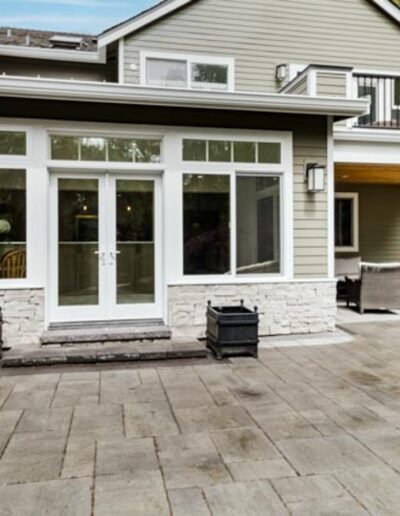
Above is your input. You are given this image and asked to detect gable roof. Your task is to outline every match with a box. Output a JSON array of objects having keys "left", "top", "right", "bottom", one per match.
[{"left": 98, "top": 0, "right": 400, "bottom": 48}]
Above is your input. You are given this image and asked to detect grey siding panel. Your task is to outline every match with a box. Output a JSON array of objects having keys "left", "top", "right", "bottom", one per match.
[
  {"left": 124, "top": 0, "right": 400, "bottom": 92},
  {"left": 317, "top": 72, "right": 347, "bottom": 97},
  {"left": 292, "top": 121, "right": 328, "bottom": 278},
  {"left": 336, "top": 184, "right": 400, "bottom": 263}
]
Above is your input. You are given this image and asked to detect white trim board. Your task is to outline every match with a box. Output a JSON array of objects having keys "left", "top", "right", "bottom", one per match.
[{"left": 97, "top": 0, "right": 400, "bottom": 48}]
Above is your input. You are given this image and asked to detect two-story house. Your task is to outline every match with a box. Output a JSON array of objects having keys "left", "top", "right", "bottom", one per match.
[{"left": 0, "top": 0, "right": 398, "bottom": 351}]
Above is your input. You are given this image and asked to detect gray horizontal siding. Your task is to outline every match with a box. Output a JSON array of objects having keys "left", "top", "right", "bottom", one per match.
[
  {"left": 124, "top": 0, "right": 400, "bottom": 92},
  {"left": 317, "top": 72, "right": 347, "bottom": 97},
  {"left": 293, "top": 120, "right": 328, "bottom": 278},
  {"left": 336, "top": 184, "right": 400, "bottom": 263}
]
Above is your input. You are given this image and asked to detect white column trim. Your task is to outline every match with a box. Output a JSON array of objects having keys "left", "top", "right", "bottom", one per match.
[{"left": 327, "top": 115, "right": 335, "bottom": 279}]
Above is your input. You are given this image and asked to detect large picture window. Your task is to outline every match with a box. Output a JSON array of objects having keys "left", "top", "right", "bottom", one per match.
[
  {"left": 183, "top": 174, "right": 230, "bottom": 275},
  {"left": 0, "top": 169, "right": 26, "bottom": 279},
  {"left": 237, "top": 176, "right": 280, "bottom": 274},
  {"left": 183, "top": 173, "right": 282, "bottom": 277},
  {"left": 335, "top": 193, "right": 359, "bottom": 252}
]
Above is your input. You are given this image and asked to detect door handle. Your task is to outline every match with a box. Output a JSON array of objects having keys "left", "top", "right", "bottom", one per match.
[
  {"left": 94, "top": 250, "right": 107, "bottom": 265},
  {"left": 109, "top": 250, "right": 121, "bottom": 264}
]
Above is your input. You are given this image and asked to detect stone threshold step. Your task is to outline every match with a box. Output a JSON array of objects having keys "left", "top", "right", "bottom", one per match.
[
  {"left": 40, "top": 325, "right": 172, "bottom": 346},
  {"left": 2, "top": 340, "right": 207, "bottom": 367}
]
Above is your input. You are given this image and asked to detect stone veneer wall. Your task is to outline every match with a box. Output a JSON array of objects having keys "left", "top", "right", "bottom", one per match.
[
  {"left": 0, "top": 289, "right": 44, "bottom": 349},
  {"left": 168, "top": 281, "right": 337, "bottom": 337}
]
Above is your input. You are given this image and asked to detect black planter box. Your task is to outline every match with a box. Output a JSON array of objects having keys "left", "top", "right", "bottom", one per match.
[{"left": 206, "top": 300, "right": 259, "bottom": 360}]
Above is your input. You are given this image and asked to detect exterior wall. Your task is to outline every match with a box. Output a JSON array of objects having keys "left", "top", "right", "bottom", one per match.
[
  {"left": 123, "top": 0, "right": 400, "bottom": 92},
  {"left": 0, "top": 289, "right": 44, "bottom": 349},
  {"left": 336, "top": 183, "right": 400, "bottom": 263},
  {"left": 317, "top": 72, "right": 347, "bottom": 98},
  {"left": 0, "top": 115, "right": 330, "bottom": 349},
  {"left": 168, "top": 281, "right": 337, "bottom": 337},
  {"left": 293, "top": 121, "right": 328, "bottom": 278}
]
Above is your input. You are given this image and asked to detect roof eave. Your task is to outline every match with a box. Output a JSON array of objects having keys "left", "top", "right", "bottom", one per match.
[
  {"left": 0, "top": 76, "right": 369, "bottom": 120},
  {"left": 0, "top": 44, "right": 106, "bottom": 63}
]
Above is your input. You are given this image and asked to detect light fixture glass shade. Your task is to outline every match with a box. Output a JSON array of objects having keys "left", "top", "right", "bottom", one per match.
[{"left": 307, "top": 165, "right": 325, "bottom": 192}]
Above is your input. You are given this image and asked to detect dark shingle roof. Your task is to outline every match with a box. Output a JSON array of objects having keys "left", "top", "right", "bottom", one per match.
[{"left": 0, "top": 27, "right": 98, "bottom": 51}]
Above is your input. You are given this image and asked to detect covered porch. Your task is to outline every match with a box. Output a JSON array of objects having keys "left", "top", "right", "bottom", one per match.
[{"left": 335, "top": 162, "right": 400, "bottom": 317}]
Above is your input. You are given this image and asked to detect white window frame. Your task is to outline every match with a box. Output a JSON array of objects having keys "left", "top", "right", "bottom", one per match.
[
  {"left": 0, "top": 123, "right": 44, "bottom": 289},
  {"left": 335, "top": 192, "right": 359, "bottom": 253},
  {"left": 165, "top": 130, "right": 293, "bottom": 284},
  {"left": 140, "top": 51, "right": 235, "bottom": 92}
]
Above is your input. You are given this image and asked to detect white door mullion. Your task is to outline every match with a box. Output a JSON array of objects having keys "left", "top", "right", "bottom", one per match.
[{"left": 230, "top": 172, "right": 237, "bottom": 278}]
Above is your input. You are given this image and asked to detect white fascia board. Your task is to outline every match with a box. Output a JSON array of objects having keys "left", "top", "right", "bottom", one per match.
[
  {"left": 98, "top": 0, "right": 196, "bottom": 47},
  {"left": 0, "top": 44, "right": 106, "bottom": 64},
  {"left": 370, "top": 0, "right": 400, "bottom": 23},
  {"left": 335, "top": 127, "right": 400, "bottom": 143},
  {"left": 0, "top": 76, "right": 369, "bottom": 118}
]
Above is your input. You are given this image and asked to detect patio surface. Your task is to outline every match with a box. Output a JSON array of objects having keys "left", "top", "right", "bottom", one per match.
[{"left": 2, "top": 322, "right": 400, "bottom": 514}]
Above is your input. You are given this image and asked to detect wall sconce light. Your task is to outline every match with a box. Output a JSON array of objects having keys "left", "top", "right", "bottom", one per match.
[
  {"left": 275, "top": 64, "right": 287, "bottom": 82},
  {"left": 305, "top": 163, "right": 325, "bottom": 193}
]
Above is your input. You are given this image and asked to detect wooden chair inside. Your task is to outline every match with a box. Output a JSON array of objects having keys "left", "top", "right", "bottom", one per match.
[{"left": 0, "top": 249, "right": 26, "bottom": 279}]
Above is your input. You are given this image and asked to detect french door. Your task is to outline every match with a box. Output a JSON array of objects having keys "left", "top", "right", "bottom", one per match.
[{"left": 49, "top": 172, "right": 162, "bottom": 323}]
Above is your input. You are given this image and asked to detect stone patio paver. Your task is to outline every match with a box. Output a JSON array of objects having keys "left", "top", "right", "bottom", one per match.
[{"left": 3, "top": 320, "right": 400, "bottom": 513}]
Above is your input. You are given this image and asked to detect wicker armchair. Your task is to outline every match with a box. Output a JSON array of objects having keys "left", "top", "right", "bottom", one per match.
[
  {"left": 0, "top": 249, "right": 26, "bottom": 279},
  {"left": 347, "top": 263, "right": 400, "bottom": 314}
]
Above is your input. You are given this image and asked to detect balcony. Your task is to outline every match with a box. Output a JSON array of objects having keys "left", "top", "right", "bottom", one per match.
[{"left": 354, "top": 74, "right": 400, "bottom": 129}]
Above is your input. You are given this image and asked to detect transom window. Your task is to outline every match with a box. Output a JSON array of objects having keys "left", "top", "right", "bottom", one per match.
[
  {"left": 50, "top": 135, "right": 162, "bottom": 163},
  {"left": 0, "top": 131, "right": 26, "bottom": 156},
  {"left": 183, "top": 139, "right": 281, "bottom": 164},
  {"left": 183, "top": 173, "right": 281, "bottom": 276},
  {"left": 143, "top": 52, "right": 234, "bottom": 91},
  {"left": 335, "top": 193, "right": 359, "bottom": 252}
]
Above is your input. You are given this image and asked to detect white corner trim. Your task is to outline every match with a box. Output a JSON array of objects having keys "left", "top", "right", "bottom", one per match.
[
  {"left": 0, "top": 75, "right": 369, "bottom": 118},
  {"left": 118, "top": 39, "right": 125, "bottom": 84},
  {"left": 327, "top": 116, "right": 335, "bottom": 279},
  {"left": 0, "top": 44, "right": 106, "bottom": 64},
  {"left": 98, "top": 0, "right": 197, "bottom": 47}
]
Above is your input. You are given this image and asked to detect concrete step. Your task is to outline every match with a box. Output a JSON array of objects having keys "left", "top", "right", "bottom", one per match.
[
  {"left": 2, "top": 339, "right": 208, "bottom": 367},
  {"left": 40, "top": 324, "right": 172, "bottom": 346}
]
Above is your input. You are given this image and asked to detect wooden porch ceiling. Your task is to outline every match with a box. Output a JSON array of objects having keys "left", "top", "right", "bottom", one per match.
[{"left": 335, "top": 163, "right": 400, "bottom": 184}]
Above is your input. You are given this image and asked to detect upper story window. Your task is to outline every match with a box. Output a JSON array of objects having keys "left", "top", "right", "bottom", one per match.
[
  {"left": 142, "top": 52, "right": 234, "bottom": 91},
  {"left": 50, "top": 135, "right": 162, "bottom": 163},
  {"left": 0, "top": 131, "right": 26, "bottom": 156}
]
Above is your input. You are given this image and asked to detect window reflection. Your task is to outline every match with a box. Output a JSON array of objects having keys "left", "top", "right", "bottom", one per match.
[{"left": 183, "top": 174, "right": 230, "bottom": 275}]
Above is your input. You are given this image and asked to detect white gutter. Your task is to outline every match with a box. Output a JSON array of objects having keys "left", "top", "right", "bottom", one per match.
[
  {"left": 0, "top": 44, "right": 106, "bottom": 64},
  {"left": 0, "top": 76, "right": 369, "bottom": 118}
]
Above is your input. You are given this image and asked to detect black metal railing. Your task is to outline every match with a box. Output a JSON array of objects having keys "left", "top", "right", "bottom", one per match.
[{"left": 354, "top": 74, "right": 400, "bottom": 129}]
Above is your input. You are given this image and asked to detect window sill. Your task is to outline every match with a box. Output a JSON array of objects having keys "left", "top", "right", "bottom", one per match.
[
  {"left": 167, "top": 276, "right": 334, "bottom": 286},
  {"left": 0, "top": 281, "right": 43, "bottom": 290}
]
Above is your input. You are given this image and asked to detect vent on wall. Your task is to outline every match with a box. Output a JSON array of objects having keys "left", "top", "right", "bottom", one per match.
[{"left": 50, "top": 35, "right": 83, "bottom": 49}]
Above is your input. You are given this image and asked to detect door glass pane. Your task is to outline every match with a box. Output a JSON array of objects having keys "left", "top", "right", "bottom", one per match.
[
  {"left": 0, "top": 169, "right": 26, "bottom": 279},
  {"left": 116, "top": 180, "right": 155, "bottom": 305},
  {"left": 183, "top": 174, "right": 230, "bottom": 275},
  {"left": 236, "top": 176, "right": 281, "bottom": 274},
  {"left": 58, "top": 179, "right": 99, "bottom": 306}
]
